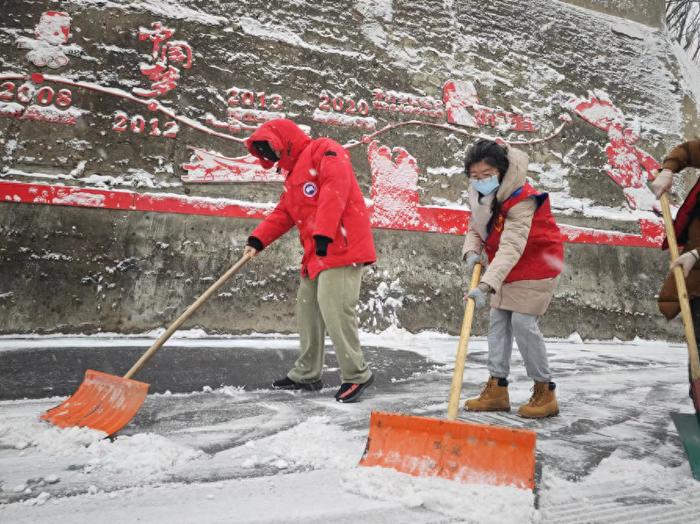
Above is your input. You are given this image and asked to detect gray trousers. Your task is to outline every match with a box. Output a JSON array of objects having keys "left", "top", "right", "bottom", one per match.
[
  {"left": 287, "top": 266, "right": 372, "bottom": 384},
  {"left": 487, "top": 308, "right": 552, "bottom": 382}
]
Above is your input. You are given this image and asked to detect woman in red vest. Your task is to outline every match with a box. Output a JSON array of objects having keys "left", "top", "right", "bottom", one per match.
[
  {"left": 242, "top": 119, "right": 376, "bottom": 403},
  {"left": 462, "top": 139, "right": 564, "bottom": 418}
]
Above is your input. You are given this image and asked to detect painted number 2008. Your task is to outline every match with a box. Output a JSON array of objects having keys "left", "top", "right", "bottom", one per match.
[
  {"left": 112, "top": 111, "right": 178, "bottom": 138},
  {"left": 0, "top": 82, "right": 73, "bottom": 107}
]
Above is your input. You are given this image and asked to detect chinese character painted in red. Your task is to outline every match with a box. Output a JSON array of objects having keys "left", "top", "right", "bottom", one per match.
[
  {"left": 567, "top": 92, "right": 661, "bottom": 212},
  {"left": 133, "top": 22, "right": 192, "bottom": 98},
  {"left": 16, "top": 11, "right": 76, "bottom": 69},
  {"left": 443, "top": 80, "right": 538, "bottom": 132}
]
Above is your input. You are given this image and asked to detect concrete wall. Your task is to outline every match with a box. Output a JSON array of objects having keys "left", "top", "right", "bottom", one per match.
[
  {"left": 0, "top": 0, "right": 698, "bottom": 339},
  {"left": 560, "top": 0, "right": 666, "bottom": 27}
]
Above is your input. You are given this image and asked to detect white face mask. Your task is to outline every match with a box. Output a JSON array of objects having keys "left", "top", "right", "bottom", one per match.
[{"left": 471, "top": 175, "right": 500, "bottom": 195}]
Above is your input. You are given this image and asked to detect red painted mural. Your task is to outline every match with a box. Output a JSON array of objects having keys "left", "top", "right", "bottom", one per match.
[{"left": 0, "top": 14, "right": 668, "bottom": 250}]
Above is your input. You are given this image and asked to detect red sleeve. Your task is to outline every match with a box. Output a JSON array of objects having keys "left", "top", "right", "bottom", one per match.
[
  {"left": 312, "top": 150, "right": 352, "bottom": 239},
  {"left": 251, "top": 191, "right": 295, "bottom": 247}
]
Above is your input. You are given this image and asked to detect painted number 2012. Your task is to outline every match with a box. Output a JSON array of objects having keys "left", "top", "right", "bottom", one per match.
[{"left": 112, "top": 111, "right": 178, "bottom": 138}]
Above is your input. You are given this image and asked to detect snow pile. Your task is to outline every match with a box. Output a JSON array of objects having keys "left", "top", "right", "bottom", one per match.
[
  {"left": 343, "top": 466, "right": 537, "bottom": 523},
  {"left": 0, "top": 414, "right": 203, "bottom": 481},
  {"left": 84, "top": 433, "right": 204, "bottom": 477},
  {"left": 0, "top": 416, "right": 105, "bottom": 454},
  {"left": 234, "top": 416, "right": 366, "bottom": 470},
  {"left": 543, "top": 448, "right": 696, "bottom": 504}
]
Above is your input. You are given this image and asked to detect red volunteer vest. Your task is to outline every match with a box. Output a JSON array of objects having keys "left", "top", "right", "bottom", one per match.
[
  {"left": 662, "top": 178, "right": 700, "bottom": 250},
  {"left": 484, "top": 183, "right": 564, "bottom": 283}
]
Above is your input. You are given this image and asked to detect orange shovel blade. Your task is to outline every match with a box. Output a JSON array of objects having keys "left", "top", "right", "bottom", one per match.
[
  {"left": 41, "top": 369, "right": 149, "bottom": 436},
  {"left": 359, "top": 411, "right": 536, "bottom": 489}
]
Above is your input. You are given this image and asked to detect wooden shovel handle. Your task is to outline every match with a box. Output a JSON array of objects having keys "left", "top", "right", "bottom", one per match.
[
  {"left": 123, "top": 252, "right": 254, "bottom": 380},
  {"left": 659, "top": 193, "right": 700, "bottom": 381},
  {"left": 447, "top": 263, "right": 482, "bottom": 420}
]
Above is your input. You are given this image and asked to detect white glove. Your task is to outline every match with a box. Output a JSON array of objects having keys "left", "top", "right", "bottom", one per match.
[
  {"left": 463, "top": 251, "right": 481, "bottom": 275},
  {"left": 650, "top": 169, "right": 674, "bottom": 199},
  {"left": 466, "top": 283, "right": 492, "bottom": 309},
  {"left": 670, "top": 250, "right": 699, "bottom": 278}
]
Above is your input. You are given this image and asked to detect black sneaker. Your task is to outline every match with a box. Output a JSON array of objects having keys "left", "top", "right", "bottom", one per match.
[
  {"left": 272, "top": 376, "right": 322, "bottom": 391},
  {"left": 335, "top": 374, "right": 374, "bottom": 403}
]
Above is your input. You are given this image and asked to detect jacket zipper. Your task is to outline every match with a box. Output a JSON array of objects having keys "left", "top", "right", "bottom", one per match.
[{"left": 340, "top": 220, "right": 348, "bottom": 247}]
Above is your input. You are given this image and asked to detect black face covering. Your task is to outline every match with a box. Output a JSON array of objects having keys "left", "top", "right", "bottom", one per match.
[{"left": 252, "top": 141, "right": 280, "bottom": 162}]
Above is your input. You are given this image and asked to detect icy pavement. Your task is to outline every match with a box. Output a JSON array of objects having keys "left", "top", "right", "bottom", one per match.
[{"left": 1, "top": 331, "right": 699, "bottom": 523}]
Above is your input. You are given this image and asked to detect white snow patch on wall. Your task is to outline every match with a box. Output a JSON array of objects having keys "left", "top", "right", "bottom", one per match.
[
  {"left": 67, "top": 0, "right": 228, "bottom": 26},
  {"left": 53, "top": 191, "right": 106, "bottom": 207},
  {"left": 611, "top": 21, "right": 647, "bottom": 40},
  {"left": 355, "top": 0, "right": 394, "bottom": 48},
  {"left": 670, "top": 41, "right": 700, "bottom": 115},
  {"left": 238, "top": 17, "right": 372, "bottom": 60}
]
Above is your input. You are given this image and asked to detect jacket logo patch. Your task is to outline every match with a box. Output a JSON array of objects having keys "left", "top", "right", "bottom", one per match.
[
  {"left": 303, "top": 182, "right": 318, "bottom": 198},
  {"left": 494, "top": 214, "right": 505, "bottom": 233}
]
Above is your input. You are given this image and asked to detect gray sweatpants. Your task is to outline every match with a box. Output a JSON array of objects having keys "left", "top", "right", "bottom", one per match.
[
  {"left": 287, "top": 266, "right": 372, "bottom": 384},
  {"left": 487, "top": 308, "right": 552, "bottom": 382}
]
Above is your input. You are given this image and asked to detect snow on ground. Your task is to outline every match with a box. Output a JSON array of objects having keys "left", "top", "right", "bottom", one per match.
[{"left": 1, "top": 331, "right": 699, "bottom": 522}]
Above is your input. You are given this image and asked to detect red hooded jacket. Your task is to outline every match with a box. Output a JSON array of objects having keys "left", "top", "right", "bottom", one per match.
[
  {"left": 246, "top": 119, "right": 376, "bottom": 279},
  {"left": 484, "top": 183, "right": 564, "bottom": 283}
]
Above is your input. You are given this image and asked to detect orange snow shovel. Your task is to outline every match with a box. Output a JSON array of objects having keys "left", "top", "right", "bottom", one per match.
[
  {"left": 41, "top": 252, "right": 253, "bottom": 436},
  {"left": 658, "top": 192, "right": 700, "bottom": 480},
  {"left": 360, "top": 264, "right": 537, "bottom": 489}
]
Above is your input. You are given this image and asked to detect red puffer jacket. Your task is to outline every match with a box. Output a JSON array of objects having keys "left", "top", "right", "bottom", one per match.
[{"left": 246, "top": 119, "right": 376, "bottom": 279}]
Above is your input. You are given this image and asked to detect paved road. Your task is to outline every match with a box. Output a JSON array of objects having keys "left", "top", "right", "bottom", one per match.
[
  {"left": 2, "top": 338, "right": 699, "bottom": 522},
  {"left": 0, "top": 343, "right": 435, "bottom": 400}
]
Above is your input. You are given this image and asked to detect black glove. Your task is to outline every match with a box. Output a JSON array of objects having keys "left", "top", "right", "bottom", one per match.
[
  {"left": 246, "top": 236, "right": 264, "bottom": 251},
  {"left": 314, "top": 235, "right": 332, "bottom": 257}
]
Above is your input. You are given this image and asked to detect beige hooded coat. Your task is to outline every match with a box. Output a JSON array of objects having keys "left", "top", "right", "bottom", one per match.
[{"left": 462, "top": 146, "right": 559, "bottom": 316}]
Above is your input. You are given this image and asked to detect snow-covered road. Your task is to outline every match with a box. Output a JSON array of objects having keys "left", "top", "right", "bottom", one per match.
[{"left": 1, "top": 331, "right": 699, "bottom": 523}]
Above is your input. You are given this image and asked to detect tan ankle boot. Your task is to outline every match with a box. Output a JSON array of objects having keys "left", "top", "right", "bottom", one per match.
[
  {"left": 464, "top": 377, "right": 510, "bottom": 412},
  {"left": 517, "top": 381, "right": 559, "bottom": 418}
]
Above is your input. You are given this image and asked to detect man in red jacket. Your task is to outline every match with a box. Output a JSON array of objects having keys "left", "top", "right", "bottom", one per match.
[{"left": 243, "top": 119, "right": 376, "bottom": 403}]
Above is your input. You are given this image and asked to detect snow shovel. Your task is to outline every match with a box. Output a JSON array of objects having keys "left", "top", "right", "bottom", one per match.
[
  {"left": 360, "top": 264, "right": 537, "bottom": 489},
  {"left": 41, "top": 252, "right": 254, "bottom": 436},
  {"left": 658, "top": 193, "right": 700, "bottom": 480}
]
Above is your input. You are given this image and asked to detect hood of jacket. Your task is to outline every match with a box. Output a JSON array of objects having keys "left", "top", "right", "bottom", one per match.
[
  {"left": 495, "top": 145, "right": 529, "bottom": 203},
  {"left": 467, "top": 145, "right": 530, "bottom": 239},
  {"left": 245, "top": 119, "right": 312, "bottom": 173}
]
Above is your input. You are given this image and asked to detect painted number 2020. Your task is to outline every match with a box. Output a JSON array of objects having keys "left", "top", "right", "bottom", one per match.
[{"left": 318, "top": 94, "right": 370, "bottom": 116}]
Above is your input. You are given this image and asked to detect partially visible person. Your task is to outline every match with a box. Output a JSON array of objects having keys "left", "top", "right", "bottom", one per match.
[
  {"left": 655, "top": 139, "right": 700, "bottom": 315},
  {"left": 462, "top": 139, "right": 564, "bottom": 418}
]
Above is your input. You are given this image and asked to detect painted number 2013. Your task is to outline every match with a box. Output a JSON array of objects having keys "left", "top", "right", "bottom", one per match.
[
  {"left": 112, "top": 111, "right": 178, "bottom": 138},
  {"left": 227, "top": 88, "right": 283, "bottom": 110}
]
